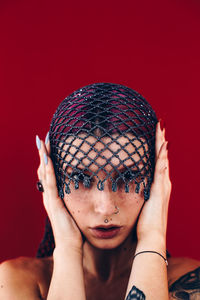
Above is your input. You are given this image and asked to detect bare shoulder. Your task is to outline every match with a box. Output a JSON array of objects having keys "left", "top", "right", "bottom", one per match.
[
  {"left": 0, "top": 256, "right": 53, "bottom": 300},
  {"left": 167, "top": 256, "right": 200, "bottom": 299}
]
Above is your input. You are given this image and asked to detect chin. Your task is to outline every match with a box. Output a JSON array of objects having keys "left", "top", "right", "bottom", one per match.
[{"left": 86, "top": 235, "right": 129, "bottom": 250}]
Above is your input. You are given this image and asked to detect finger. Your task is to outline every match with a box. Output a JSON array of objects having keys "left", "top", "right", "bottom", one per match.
[
  {"left": 155, "top": 121, "right": 165, "bottom": 160},
  {"left": 153, "top": 141, "right": 170, "bottom": 185},
  {"left": 41, "top": 145, "right": 66, "bottom": 215},
  {"left": 36, "top": 133, "right": 50, "bottom": 163},
  {"left": 43, "top": 152, "right": 59, "bottom": 199},
  {"left": 36, "top": 137, "right": 50, "bottom": 211},
  {"left": 36, "top": 135, "right": 46, "bottom": 181},
  {"left": 41, "top": 150, "right": 77, "bottom": 240},
  {"left": 45, "top": 131, "right": 51, "bottom": 155},
  {"left": 39, "top": 138, "right": 51, "bottom": 181}
]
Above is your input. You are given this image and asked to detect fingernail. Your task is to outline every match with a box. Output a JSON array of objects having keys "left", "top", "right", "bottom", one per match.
[
  {"left": 44, "top": 153, "right": 48, "bottom": 165},
  {"left": 36, "top": 135, "right": 41, "bottom": 150},
  {"left": 159, "top": 119, "right": 165, "bottom": 131},
  {"left": 45, "top": 132, "right": 49, "bottom": 145}
]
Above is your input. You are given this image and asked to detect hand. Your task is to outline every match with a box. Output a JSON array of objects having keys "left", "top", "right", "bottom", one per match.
[
  {"left": 136, "top": 121, "right": 172, "bottom": 243},
  {"left": 36, "top": 134, "right": 83, "bottom": 253}
]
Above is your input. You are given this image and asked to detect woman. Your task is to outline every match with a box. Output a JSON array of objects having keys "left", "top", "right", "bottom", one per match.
[{"left": 0, "top": 83, "right": 199, "bottom": 300}]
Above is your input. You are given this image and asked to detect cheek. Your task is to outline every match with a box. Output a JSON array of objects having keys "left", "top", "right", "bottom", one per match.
[
  {"left": 63, "top": 192, "right": 90, "bottom": 223},
  {"left": 120, "top": 193, "right": 144, "bottom": 222}
]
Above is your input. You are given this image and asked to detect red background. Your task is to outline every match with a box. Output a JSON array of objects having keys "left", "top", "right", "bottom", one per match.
[{"left": 0, "top": 0, "right": 200, "bottom": 263}]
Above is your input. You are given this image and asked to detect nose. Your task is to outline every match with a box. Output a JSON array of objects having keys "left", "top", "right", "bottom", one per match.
[{"left": 93, "top": 188, "right": 117, "bottom": 217}]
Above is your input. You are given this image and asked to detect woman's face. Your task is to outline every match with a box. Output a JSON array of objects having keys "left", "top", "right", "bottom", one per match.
[{"left": 62, "top": 135, "right": 147, "bottom": 249}]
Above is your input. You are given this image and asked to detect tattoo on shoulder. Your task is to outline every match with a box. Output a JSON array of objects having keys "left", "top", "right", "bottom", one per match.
[
  {"left": 126, "top": 285, "right": 145, "bottom": 300},
  {"left": 169, "top": 266, "right": 200, "bottom": 299}
]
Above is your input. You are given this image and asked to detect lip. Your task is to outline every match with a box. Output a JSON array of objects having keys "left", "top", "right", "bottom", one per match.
[{"left": 90, "top": 225, "right": 122, "bottom": 239}]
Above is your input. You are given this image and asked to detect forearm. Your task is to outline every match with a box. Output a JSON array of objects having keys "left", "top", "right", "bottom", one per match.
[
  {"left": 125, "top": 235, "right": 169, "bottom": 300},
  {"left": 47, "top": 247, "right": 86, "bottom": 300}
]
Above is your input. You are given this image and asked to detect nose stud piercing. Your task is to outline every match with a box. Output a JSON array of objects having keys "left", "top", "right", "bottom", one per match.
[
  {"left": 114, "top": 206, "right": 119, "bottom": 214},
  {"left": 104, "top": 206, "right": 120, "bottom": 223}
]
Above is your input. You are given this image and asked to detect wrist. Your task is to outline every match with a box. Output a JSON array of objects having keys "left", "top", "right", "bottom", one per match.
[
  {"left": 53, "top": 245, "right": 83, "bottom": 260},
  {"left": 137, "top": 229, "right": 166, "bottom": 244},
  {"left": 136, "top": 233, "right": 166, "bottom": 255}
]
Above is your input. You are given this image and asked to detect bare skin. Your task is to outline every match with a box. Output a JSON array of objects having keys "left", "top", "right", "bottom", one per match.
[
  {"left": 1, "top": 254, "right": 199, "bottom": 299},
  {"left": 0, "top": 122, "right": 200, "bottom": 299}
]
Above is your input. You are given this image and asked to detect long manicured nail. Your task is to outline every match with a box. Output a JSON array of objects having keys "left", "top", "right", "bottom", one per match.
[
  {"left": 159, "top": 119, "right": 165, "bottom": 131},
  {"left": 36, "top": 135, "right": 41, "bottom": 150},
  {"left": 163, "top": 127, "right": 166, "bottom": 139},
  {"left": 45, "top": 132, "right": 49, "bottom": 145},
  {"left": 44, "top": 153, "right": 48, "bottom": 165}
]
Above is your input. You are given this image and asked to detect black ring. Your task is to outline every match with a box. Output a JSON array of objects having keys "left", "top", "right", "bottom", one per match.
[{"left": 36, "top": 181, "right": 44, "bottom": 192}]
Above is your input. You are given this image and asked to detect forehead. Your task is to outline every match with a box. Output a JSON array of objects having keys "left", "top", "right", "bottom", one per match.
[{"left": 59, "top": 134, "right": 149, "bottom": 173}]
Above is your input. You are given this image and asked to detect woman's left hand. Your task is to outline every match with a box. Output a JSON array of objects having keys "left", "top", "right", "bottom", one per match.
[{"left": 136, "top": 121, "right": 172, "bottom": 243}]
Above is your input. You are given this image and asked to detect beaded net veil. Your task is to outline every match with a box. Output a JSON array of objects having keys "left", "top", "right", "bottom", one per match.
[{"left": 36, "top": 82, "right": 158, "bottom": 257}]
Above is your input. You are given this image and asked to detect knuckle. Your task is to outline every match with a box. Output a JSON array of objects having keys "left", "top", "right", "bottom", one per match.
[
  {"left": 46, "top": 180, "right": 55, "bottom": 190},
  {"left": 37, "top": 167, "right": 43, "bottom": 178},
  {"left": 165, "top": 180, "right": 172, "bottom": 193},
  {"left": 156, "top": 157, "right": 169, "bottom": 174},
  {"left": 45, "top": 174, "right": 56, "bottom": 189},
  {"left": 45, "top": 165, "right": 52, "bottom": 175},
  {"left": 157, "top": 164, "right": 167, "bottom": 174}
]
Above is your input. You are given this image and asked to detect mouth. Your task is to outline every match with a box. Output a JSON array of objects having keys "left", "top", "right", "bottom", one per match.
[{"left": 90, "top": 225, "right": 122, "bottom": 239}]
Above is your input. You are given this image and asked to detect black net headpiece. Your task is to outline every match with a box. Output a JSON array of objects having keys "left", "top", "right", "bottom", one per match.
[
  {"left": 50, "top": 82, "right": 157, "bottom": 200},
  {"left": 36, "top": 82, "right": 158, "bottom": 258}
]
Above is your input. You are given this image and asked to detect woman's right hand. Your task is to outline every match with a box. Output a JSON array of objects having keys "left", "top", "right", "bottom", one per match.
[{"left": 36, "top": 134, "right": 83, "bottom": 254}]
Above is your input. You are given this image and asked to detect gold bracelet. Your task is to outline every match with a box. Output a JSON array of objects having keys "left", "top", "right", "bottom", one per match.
[{"left": 133, "top": 250, "right": 168, "bottom": 266}]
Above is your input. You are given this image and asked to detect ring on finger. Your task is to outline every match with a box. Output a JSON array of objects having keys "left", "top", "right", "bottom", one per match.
[{"left": 36, "top": 180, "right": 44, "bottom": 192}]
